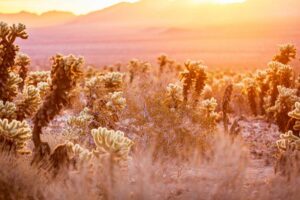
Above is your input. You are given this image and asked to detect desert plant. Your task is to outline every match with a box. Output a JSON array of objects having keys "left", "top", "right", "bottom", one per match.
[
  {"left": 15, "top": 85, "right": 41, "bottom": 121},
  {"left": 222, "top": 84, "right": 233, "bottom": 133},
  {"left": 255, "top": 70, "right": 269, "bottom": 115},
  {"left": 180, "top": 60, "right": 207, "bottom": 104},
  {"left": 0, "top": 22, "right": 28, "bottom": 102},
  {"left": 127, "top": 59, "right": 150, "bottom": 83},
  {"left": 157, "top": 54, "right": 168, "bottom": 73},
  {"left": 32, "top": 54, "right": 83, "bottom": 163},
  {"left": 267, "top": 86, "right": 300, "bottom": 132},
  {"left": 67, "top": 107, "right": 94, "bottom": 136},
  {"left": 273, "top": 44, "right": 297, "bottom": 64},
  {"left": 25, "top": 71, "right": 50, "bottom": 87},
  {"left": 165, "top": 83, "right": 183, "bottom": 109},
  {"left": 199, "top": 98, "right": 219, "bottom": 131},
  {"left": 288, "top": 102, "right": 300, "bottom": 132},
  {"left": 244, "top": 78, "right": 258, "bottom": 116},
  {"left": 0, "top": 100, "right": 16, "bottom": 120},
  {"left": 0, "top": 118, "right": 32, "bottom": 154},
  {"left": 15, "top": 53, "right": 30, "bottom": 91}
]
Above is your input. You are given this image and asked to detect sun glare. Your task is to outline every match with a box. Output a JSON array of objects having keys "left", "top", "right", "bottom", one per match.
[{"left": 192, "top": 0, "right": 246, "bottom": 4}]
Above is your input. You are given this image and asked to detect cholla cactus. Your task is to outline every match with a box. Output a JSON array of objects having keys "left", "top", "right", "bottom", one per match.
[
  {"left": 67, "top": 107, "right": 93, "bottom": 135},
  {"left": 106, "top": 92, "right": 126, "bottom": 113},
  {"left": 273, "top": 44, "right": 297, "bottom": 64},
  {"left": 65, "top": 141, "right": 93, "bottom": 162},
  {"left": 102, "top": 72, "right": 124, "bottom": 92},
  {"left": 265, "top": 61, "right": 294, "bottom": 108},
  {"left": 277, "top": 131, "right": 300, "bottom": 151},
  {"left": 243, "top": 78, "right": 257, "bottom": 116},
  {"left": 92, "top": 127, "right": 133, "bottom": 163},
  {"left": 157, "top": 54, "right": 168, "bottom": 73},
  {"left": 36, "top": 81, "right": 50, "bottom": 99},
  {"left": 0, "top": 22, "right": 28, "bottom": 102},
  {"left": 32, "top": 54, "right": 83, "bottom": 159},
  {"left": 3, "top": 72, "right": 22, "bottom": 102},
  {"left": 199, "top": 98, "right": 219, "bottom": 131},
  {"left": 222, "top": 84, "right": 233, "bottom": 133},
  {"left": 127, "top": 59, "right": 150, "bottom": 83},
  {"left": 0, "top": 118, "right": 32, "bottom": 154},
  {"left": 255, "top": 70, "right": 269, "bottom": 115},
  {"left": 267, "top": 86, "right": 300, "bottom": 131},
  {"left": 15, "top": 53, "right": 30, "bottom": 91},
  {"left": 165, "top": 83, "right": 183, "bottom": 109},
  {"left": 15, "top": 85, "right": 41, "bottom": 121},
  {"left": 26, "top": 71, "right": 50, "bottom": 87},
  {"left": 0, "top": 100, "right": 16, "bottom": 120},
  {"left": 180, "top": 60, "right": 207, "bottom": 103},
  {"left": 202, "top": 84, "right": 213, "bottom": 100},
  {"left": 288, "top": 102, "right": 300, "bottom": 131}
]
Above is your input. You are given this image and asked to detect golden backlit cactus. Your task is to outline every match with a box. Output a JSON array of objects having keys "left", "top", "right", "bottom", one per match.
[
  {"left": 127, "top": 59, "right": 151, "bottom": 83},
  {"left": 2, "top": 72, "right": 22, "bottom": 102},
  {"left": 199, "top": 98, "right": 219, "bottom": 131},
  {"left": 165, "top": 83, "right": 183, "bottom": 109},
  {"left": 0, "top": 118, "right": 32, "bottom": 154},
  {"left": 36, "top": 81, "right": 50, "bottom": 99},
  {"left": 15, "top": 53, "right": 30, "bottom": 91},
  {"left": 106, "top": 92, "right": 127, "bottom": 113},
  {"left": 157, "top": 54, "right": 169, "bottom": 73},
  {"left": 65, "top": 141, "right": 93, "bottom": 162},
  {"left": 277, "top": 131, "right": 300, "bottom": 151},
  {"left": 222, "top": 84, "right": 233, "bottom": 133},
  {"left": 92, "top": 127, "right": 133, "bottom": 163},
  {"left": 67, "top": 107, "right": 93, "bottom": 135},
  {"left": 0, "top": 22, "right": 28, "bottom": 102},
  {"left": 273, "top": 44, "right": 297, "bottom": 64},
  {"left": 26, "top": 71, "right": 50, "bottom": 87},
  {"left": 180, "top": 60, "right": 207, "bottom": 103},
  {"left": 16, "top": 85, "right": 41, "bottom": 121},
  {"left": 267, "top": 86, "right": 300, "bottom": 131},
  {"left": 288, "top": 102, "right": 300, "bottom": 131},
  {"left": 255, "top": 70, "right": 269, "bottom": 115},
  {"left": 243, "top": 78, "right": 257, "bottom": 116},
  {"left": 0, "top": 100, "right": 16, "bottom": 120},
  {"left": 32, "top": 54, "right": 83, "bottom": 153},
  {"left": 102, "top": 72, "right": 124, "bottom": 92}
]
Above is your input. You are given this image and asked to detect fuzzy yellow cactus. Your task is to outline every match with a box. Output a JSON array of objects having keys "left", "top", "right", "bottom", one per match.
[
  {"left": 26, "top": 71, "right": 50, "bottom": 87},
  {"left": 91, "top": 127, "right": 133, "bottom": 163},
  {"left": 3, "top": 72, "right": 22, "bottom": 102},
  {"left": 277, "top": 131, "right": 300, "bottom": 151},
  {"left": 273, "top": 44, "right": 297, "bottom": 64},
  {"left": 0, "top": 118, "right": 32, "bottom": 153},
  {"left": 199, "top": 98, "right": 219, "bottom": 131},
  {"left": 65, "top": 141, "right": 93, "bottom": 161},
  {"left": 36, "top": 81, "right": 50, "bottom": 99},
  {"left": 67, "top": 107, "right": 93, "bottom": 135},
  {"left": 0, "top": 22, "right": 28, "bottom": 102},
  {"left": 180, "top": 60, "right": 207, "bottom": 103},
  {"left": 0, "top": 100, "right": 16, "bottom": 120},
  {"left": 268, "top": 86, "right": 300, "bottom": 131},
  {"left": 102, "top": 72, "right": 124, "bottom": 91},
  {"left": 16, "top": 85, "right": 41, "bottom": 121},
  {"left": 106, "top": 92, "right": 126, "bottom": 113},
  {"left": 128, "top": 59, "right": 150, "bottom": 83},
  {"left": 288, "top": 102, "right": 300, "bottom": 131},
  {"left": 165, "top": 83, "right": 183, "bottom": 109},
  {"left": 15, "top": 53, "right": 30, "bottom": 91}
]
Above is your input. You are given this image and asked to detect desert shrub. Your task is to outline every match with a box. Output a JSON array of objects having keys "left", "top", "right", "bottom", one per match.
[{"left": 273, "top": 44, "right": 297, "bottom": 64}]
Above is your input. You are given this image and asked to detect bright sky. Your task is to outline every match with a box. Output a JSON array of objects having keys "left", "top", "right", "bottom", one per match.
[
  {"left": 0, "top": 0, "right": 138, "bottom": 15},
  {"left": 0, "top": 0, "right": 246, "bottom": 15}
]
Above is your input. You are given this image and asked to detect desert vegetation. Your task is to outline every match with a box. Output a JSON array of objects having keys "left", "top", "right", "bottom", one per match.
[{"left": 0, "top": 21, "right": 300, "bottom": 200}]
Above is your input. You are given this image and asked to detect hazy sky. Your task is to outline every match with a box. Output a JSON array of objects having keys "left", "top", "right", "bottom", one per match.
[{"left": 0, "top": 0, "right": 138, "bottom": 14}]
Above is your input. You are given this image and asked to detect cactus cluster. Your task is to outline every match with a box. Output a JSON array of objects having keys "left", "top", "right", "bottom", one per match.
[
  {"left": 67, "top": 107, "right": 94, "bottom": 135},
  {"left": 127, "top": 59, "right": 151, "bottom": 83},
  {"left": 273, "top": 44, "right": 297, "bottom": 64},
  {"left": 0, "top": 119, "right": 32, "bottom": 154},
  {"left": 180, "top": 60, "right": 207, "bottom": 103},
  {"left": 199, "top": 98, "right": 219, "bottom": 131},
  {"left": 32, "top": 54, "right": 83, "bottom": 150},
  {"left": 165, "top": 83, "right": 183, "bottom": 109}
]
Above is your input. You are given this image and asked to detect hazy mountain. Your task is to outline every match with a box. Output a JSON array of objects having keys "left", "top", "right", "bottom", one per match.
[{"left": 0, "top": 11, "right": 76, "bottom": 27}]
